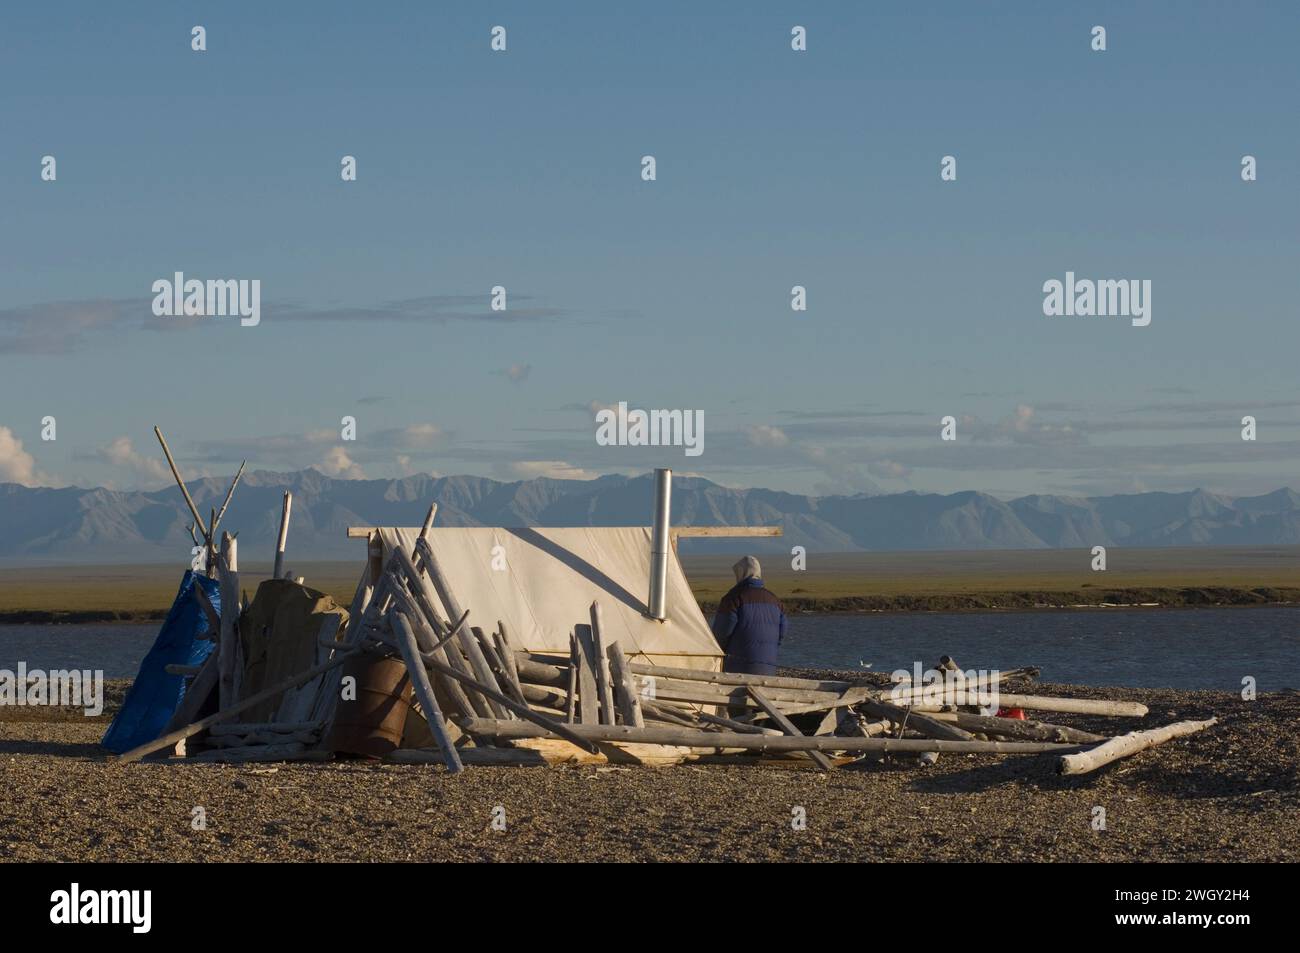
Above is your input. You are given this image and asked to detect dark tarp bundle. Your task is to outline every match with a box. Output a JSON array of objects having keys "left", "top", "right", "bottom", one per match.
[
  {"left": 100, "top": 571, "right": 219, "bottom": 754},
  {"left": 238, "top": 578, "right": 348, "bottom": 722}
]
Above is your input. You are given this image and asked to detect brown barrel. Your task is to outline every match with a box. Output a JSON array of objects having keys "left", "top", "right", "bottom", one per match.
[{"left": 326, "top": 655, "right": 414, "bottom": 758}]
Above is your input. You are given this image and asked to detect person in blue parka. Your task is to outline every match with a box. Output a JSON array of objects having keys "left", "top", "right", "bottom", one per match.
[{"left": 711, "top": 556, "right": 787, "bottom": 676}]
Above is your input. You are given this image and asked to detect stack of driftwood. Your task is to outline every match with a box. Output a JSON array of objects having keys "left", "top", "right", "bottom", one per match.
[{"left": 115, "top": 500, "right": 1216, "bottom": 778}]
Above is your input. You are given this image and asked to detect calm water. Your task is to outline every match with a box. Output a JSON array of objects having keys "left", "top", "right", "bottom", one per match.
[
  {"left": 2, "top": 606, "right": 1298, "bottom": 690},
  {"left": 780, "top": 607, "right": 1300, "bottom": 691}
]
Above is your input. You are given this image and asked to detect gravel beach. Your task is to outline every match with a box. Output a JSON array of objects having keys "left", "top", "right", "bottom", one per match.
[{"left": 2, "top": 674, "right": 1296, "bottom": 863}]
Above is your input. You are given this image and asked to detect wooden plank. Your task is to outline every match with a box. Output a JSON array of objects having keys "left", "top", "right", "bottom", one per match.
[
  {"left": 162, "top": 651, "right": 219, "bottom": 743},
  {"left": 366, "top": 532, "right": 384, "bottom": 585},
  {"left": 1058, "top": 718, "right": 1217, "bottom": 776},
  {"left": 455, "top": 718, "right": 1088, "bottom": 756},
  {"left": 217, "top": 532, "right": 240, "bottom": 711},
  {"left": 928, "top": 711, "right": 1108, "bottom": 744},
  {"left": 882, "top": 687, "right": 1148, "bottom": 718},
  {"left": 814, "top": 708, "right": 840, "bottom": 736},
  {"left": 153, "top": 426, "right": 210, "bottom": 544},
  {"left": 421, "top": 651, "right": 601, "bottom": 755},
  {"left": 640, "top": 701, "right": 702, "bottom": 727},
  {"left": 516, "top": 655, "right": 569, "bottom": 690},
  {"left": 390, "top": 611, "right": 465, "bottom": 773},
  {"left": 189, "top": 742, "right": 305, "bottom": 762},
  {"left": 572, "top": 624, "right": 600, "bottom": 725},
  {"left": 409, "top": 539, "right": 511, "bottom": 720},
  {"left": 116, "top": 647, "right": 360, "bottom": 764},
  {"left": 565, "top": 633, "right": 578, "bottom": 723},
  {"left": 389, "top": 741, "right": 829, "bottom": 768},
  {"left": 605, "top": 639, "right": 645, "bottom": 728},
  {"left": 669, "top": 526, "right": 783, "bottom": 540},
  {"left": 755, "top": 689, "right": 879, "bottom": 718},
  {"left": 206, "top": 729, "right": 318, "bottom": 747},
  {"left": 475, "top": 625, "right": 527, "bottom": 707},
  {"left": 748, "top": 687, "right": 833, "bottom": 772},
  {"left": 273, "top": 491, "right": 293, "bottom": 579},
  {"left": 857, "top": 699, "right": 977, "bottom": 742},
  {"left": 383, "top": 580, "right": 477, "bottom": 719},
  {"left": 211, "top": 460, "right": 246, "bottom": 536},
  {"left": 308, "top": 565, "right": 372, "bottom": 725},
  {"left": 493, "top": 626, "right": 527, "bottom": 707},
  {"left": 626, "top": 661, "right": 850, "bottom": 694},
  {"left": 520, "top": 683, "right": 570, "bottom": 711},
  {"left": 417, "top": 505, "right": 438, "bottom": 545},
  {"left": 347, "top": 524, "right": 783, "bottom": 541},
  {"left": 208, "top": 721, "right": 323, "bottom": 736},
  {"left": 623, "top": 677, "right": 845, "bottom": 710},
  {"left": 588, "top": 602, "right": 616, "bottom": 724},
  {"left": 515, "top": 738, "right": 692, "bottom": 767},
  {"left": 390, "top": 547, "right": 499, "bottom": 718}
]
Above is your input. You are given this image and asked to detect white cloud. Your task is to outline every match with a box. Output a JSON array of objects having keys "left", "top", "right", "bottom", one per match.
[
  {"left": 319, "top": 446, "right": 366, "bottom": 479},
  {"left": 0, "top": 427, "right": 49, "bottom": 486},
  {"left": 868, "top": 458, "right": 912, "bottom": 479},
  {"left": 97, "top": 436, "right": 170, "bottom": 483},
  {"left": 743, "top": 424, "right": 790, "bottom": 449},
  {"left": 394, "top": 423, "right": 442, "bottom": 447},
  {"left": 500, "top": 460, "right": 594, "bottom": 481}
]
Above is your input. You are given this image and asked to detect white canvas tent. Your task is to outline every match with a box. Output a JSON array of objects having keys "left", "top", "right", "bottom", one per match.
[{"left": 377, "top": 526, "right": 722, "bottom": 670}]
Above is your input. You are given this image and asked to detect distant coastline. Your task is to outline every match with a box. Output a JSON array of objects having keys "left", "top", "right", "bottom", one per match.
[{"left": 6, "top": 584, "right": 1300, "bottom": 625}]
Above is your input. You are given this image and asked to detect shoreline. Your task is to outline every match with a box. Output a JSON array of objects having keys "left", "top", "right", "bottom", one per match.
[
  {"left": 1, "top": 674, "right": 1295, "bottom": 862},
  {"left": 7, "top": 585, "right": 1300, "bottom": 625}
]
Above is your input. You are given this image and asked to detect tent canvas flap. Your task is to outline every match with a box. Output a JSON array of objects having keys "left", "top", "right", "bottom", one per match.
[{"left": 378, "top": 526, "right": 721, "bottom": 670}]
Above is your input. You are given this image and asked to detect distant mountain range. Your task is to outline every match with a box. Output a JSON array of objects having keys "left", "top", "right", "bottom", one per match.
[{"left": 3, "top": 470, "right": 1300, "bottom": 564}]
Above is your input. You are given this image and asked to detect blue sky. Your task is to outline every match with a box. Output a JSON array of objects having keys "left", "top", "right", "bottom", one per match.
[{"left": 2, "top": 1, "right": 1298, "bottom": 498}]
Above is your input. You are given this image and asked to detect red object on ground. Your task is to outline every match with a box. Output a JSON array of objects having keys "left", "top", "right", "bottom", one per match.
[{"left": 996, "top": 707, "right": 1027, "bottom": 720}]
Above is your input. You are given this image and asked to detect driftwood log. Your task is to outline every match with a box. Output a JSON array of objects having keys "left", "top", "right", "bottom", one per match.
[
  {"left": 881, "top": 688, "right": 1148, "bottom": 718},
  {"left": 216, "top": 533, "right": 240, "bottom": 710},
  {"left": 390, "top": 610, "right": 464, "bottom": 773},
  {"left": 455, "top": 717, "right": 1087, "bottom": 756},
  {"left": 857, "top": 699, "right": 976, "bottom": 742},
  {"left": 1057, "top": 718, "right": 1217, "bottom": 775},
  {"left": 605, "top": 639, "right": 645, "bottom": 728},
  {"left": 748, "top": 686, "right": 833, "bottom": 772},
  {"left": 273, "top": 491, "right": 292, "bottom": 579},
  {"left": 929, "top": 711, "right": 1107, "bottom": 744},
  {"left": 421, "top": 650, "right": 601, "bottom": 755},
  {"left": 392, "top": 546, "right": 499, "bottom": 719},
  {"left": 412, "top": 537, "right": 510, "bottom": 720},
  {"left": 589, "top": 603, "right": 617, "bottom": 724},
  {"left": 188, "top": 744, "right": 334, "bottom": 764}
]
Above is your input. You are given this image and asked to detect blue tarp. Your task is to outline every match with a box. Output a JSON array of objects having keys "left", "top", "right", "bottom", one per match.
[{"left": 101, "top": 571, "right": 220, "bottom": 754}]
